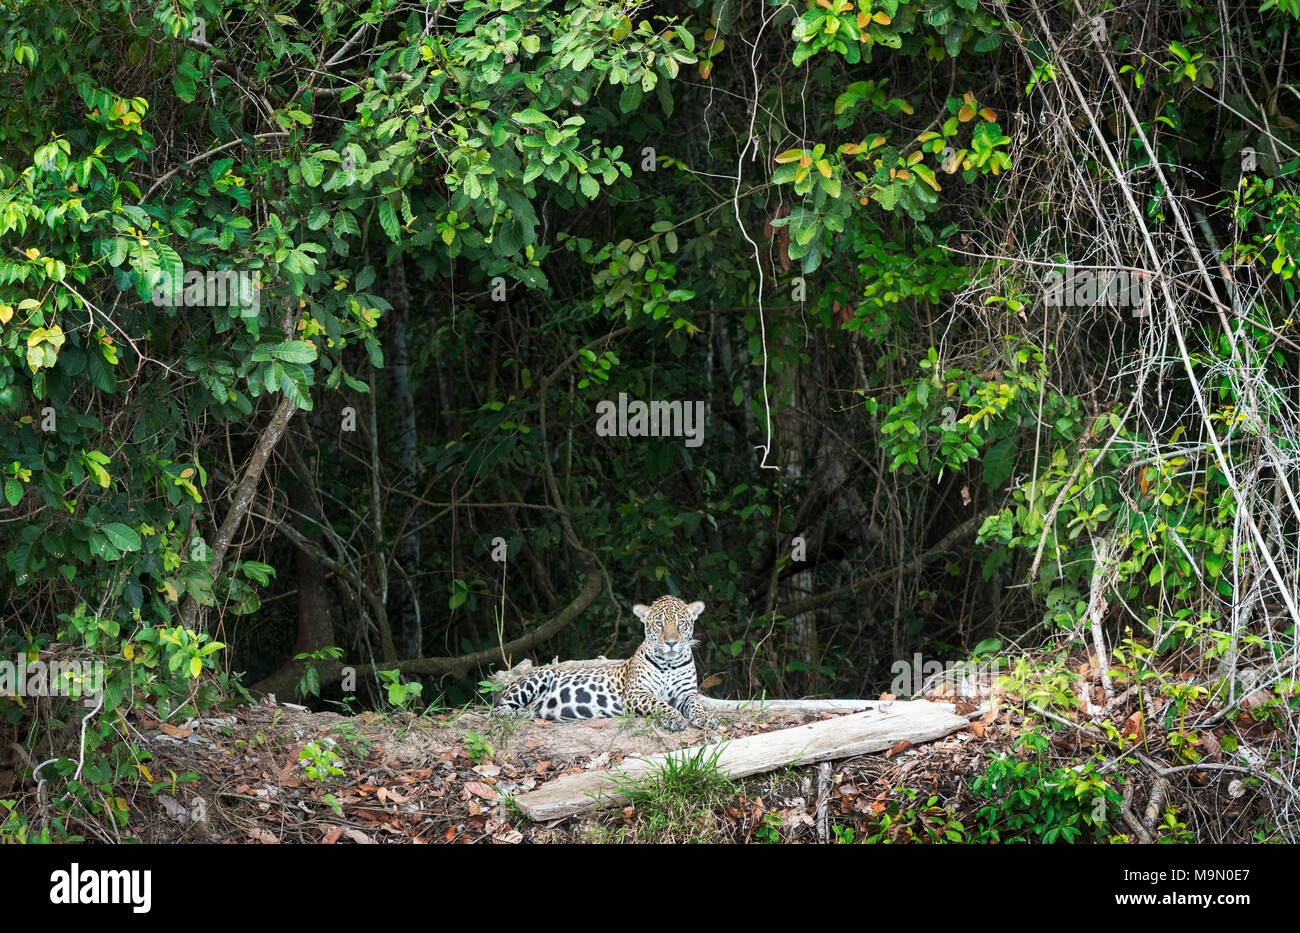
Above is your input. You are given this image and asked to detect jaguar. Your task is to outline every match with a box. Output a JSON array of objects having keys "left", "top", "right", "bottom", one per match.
[{"left": 493, "top": 595, "right": 717, "bottom": 731}]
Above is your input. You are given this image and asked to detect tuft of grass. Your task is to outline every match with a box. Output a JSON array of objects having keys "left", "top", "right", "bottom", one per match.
[{"left": 606, "top": 743, "right": 737, "bottom": 843}]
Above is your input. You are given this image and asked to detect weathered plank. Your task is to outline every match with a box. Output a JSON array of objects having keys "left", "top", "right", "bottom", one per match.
[
  {"left": 510, "top": 700, "right": 969, "bottom": 821},
  {"left": 699, "top": 696, "right": 987, "bottom": 717},
  {"left": 698, "top": 696, "right": 882, "bottom": 714}
]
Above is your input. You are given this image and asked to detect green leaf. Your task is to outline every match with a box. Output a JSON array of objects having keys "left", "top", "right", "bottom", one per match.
[
  {"left": 277, "top": 366, "right": 314, "bottom": 411},
  {"left": 334, "top": 211, "right": 360, "bottom": 238},
  {"left": 944, "top": 24, "right": 965, "bottom": 58},
  {"left": 210, "top": 158, "right": 234, "bottom": 184},
  {"left": 85, "top": 456, "right": 111, "bottom": 488},
  {"left": 241, "top": 561, "right": 275, "bottom": 585},
  {"left": 3, "top": 479, "right": 20, "bottom": 506},
  {"left": 379, "top": 199, "right": 400, "bottom": 240},
  {"left": 300, "top": 157, "right": 323, "bottom": 187},
  {"left": 619, "top": 83, "right": 643, "bottom": 113},
  {"left": 154, "top": 242, "right": 185, "bottom": 303},
  {"left": 982, "top": 436, "right": 1017, "bottom": 491},
  {"left": 269, "top": 341, "right": 319, "bottom": 364},
  {"left": 100, "top": 523, "right": 141, "bottom": 552},
  {"left": 89, "top": 532, "right": 121, "bottom": 561},
  {"left": 173, "top": 70, "right": 196, "bottom": 103}
]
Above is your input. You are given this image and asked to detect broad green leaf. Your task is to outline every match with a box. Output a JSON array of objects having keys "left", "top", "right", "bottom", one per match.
[
  {"left": 100, "top": 523, "right": 141, "bottom": 552},
  {"left": 300, "top": 157, "right": 323, "bottom": 187}
]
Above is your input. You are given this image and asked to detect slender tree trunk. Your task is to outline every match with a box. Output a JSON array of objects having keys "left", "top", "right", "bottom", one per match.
[
  {"left": 387, "top": 254, "right": 423, "bottom": 659},
  {"left": 181, "top": 393, "right": 297, "bottom": 630},
  {"left": 777, "top": 339, "right": 817, "bottom": 694},
  {"left": 287, "top": 437, "right": 334, "bottom": 659}
]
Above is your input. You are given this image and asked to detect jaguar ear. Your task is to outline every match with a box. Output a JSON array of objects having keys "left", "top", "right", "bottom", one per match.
[
  {"left": 632, "top": 604, "right": 650, "bottom": 622},
  {"left": 686, "top": 601, "right": 705, "bottom": 621}
]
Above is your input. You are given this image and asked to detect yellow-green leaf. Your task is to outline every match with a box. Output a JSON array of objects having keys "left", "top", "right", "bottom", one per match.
[{"left": 913, "top": 163, "right": 941, "bottom": 191}]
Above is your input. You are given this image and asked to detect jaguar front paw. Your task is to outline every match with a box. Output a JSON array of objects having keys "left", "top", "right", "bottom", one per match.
[{"left": 664, "top": 714, "right": 688, "bottom": 732}]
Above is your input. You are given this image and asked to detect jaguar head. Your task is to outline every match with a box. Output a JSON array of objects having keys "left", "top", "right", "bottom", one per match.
[{"left": 633, "top": 595, "right": 705, "bottom": 659}]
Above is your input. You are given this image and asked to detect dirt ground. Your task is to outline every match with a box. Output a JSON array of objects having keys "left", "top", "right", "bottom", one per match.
[
  {"left": 7, "top": 647, "right": 1281, "bottom": 842},
  {"left": 119, "top": 696, "right": 1003, "bottom": 843}
]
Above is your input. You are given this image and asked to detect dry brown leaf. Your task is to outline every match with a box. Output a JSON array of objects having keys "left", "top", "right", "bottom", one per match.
[
  {"left": 492, "top": 825, "right": 523, "bottom": 844},
  {"left": 885, "top": 739, "right": 912, "bottom": 758},
  {"left": 159, "top": 723, "right": 192, "bottom": 738},
  {"left": 465, "top": 781, "right": 498, "bottom": 800},
  {"left": 1200, "top": 731, "right": 1222, "bottom": 761}
]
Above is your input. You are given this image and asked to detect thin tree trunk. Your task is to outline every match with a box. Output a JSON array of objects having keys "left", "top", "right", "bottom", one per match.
[
  {"left": 387, "top": 254, "right": 423, "bottom": 658},
  {"left": 181, "top": 393, "right": 297, "bottom": 630},
  {"left": 778, "top": 341, "right": 816, "bottom": 693},
  {"left": 288, "top": 437, "right": 334, "bottom": 659}
]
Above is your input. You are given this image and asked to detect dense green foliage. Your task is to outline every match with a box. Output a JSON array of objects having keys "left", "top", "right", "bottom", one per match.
[{"left": 2, "top": 0, "right": 1298, "bottom": 842}]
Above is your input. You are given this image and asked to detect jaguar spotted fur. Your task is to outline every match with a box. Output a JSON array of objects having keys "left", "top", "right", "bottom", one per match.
[{"left": 492, "top": 595, "right": 718, "bottom": 731}]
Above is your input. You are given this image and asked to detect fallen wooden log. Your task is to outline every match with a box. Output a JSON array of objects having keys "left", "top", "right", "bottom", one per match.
[
  {"left": 698, "top": 696, "right": 883, "bottom": 714},
  {"left": 489, "top": 660, "right": 985, "bottom": 717},
  {"left": 700, "top": 696, "right": 990, "bottom": 720},
  {"left": 510, "top": 699, "right": 969, "bottom": 821}
]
